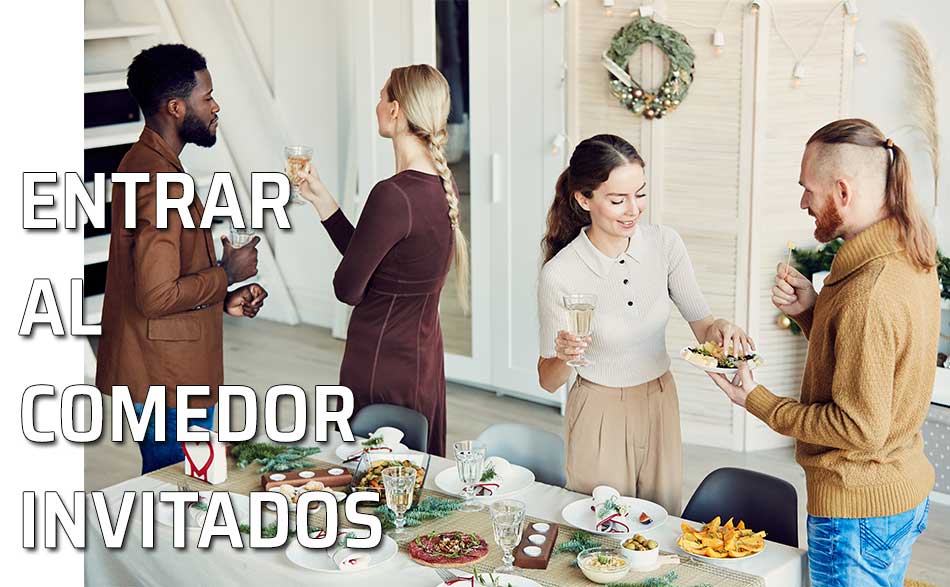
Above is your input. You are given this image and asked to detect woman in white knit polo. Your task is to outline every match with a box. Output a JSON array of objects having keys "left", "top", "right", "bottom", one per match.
[{"left": 537, "top": 134, "right": 754, "bottom": 515}]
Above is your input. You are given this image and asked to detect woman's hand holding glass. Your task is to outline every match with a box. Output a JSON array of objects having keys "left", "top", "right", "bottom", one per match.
[
  {"left": 293, "top": 161, "right": 339, "bottom": 220},
  {"left": 554, "top": 330, "right": 591, "bottom": 365}
]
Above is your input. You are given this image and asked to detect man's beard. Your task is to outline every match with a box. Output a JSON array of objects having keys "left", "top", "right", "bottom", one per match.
[
  {"left": 812, "top": 198, "right": 844, "bottom": 243},
  {"left": 181, "top": 111, "right": 217, "bottom": 147}
]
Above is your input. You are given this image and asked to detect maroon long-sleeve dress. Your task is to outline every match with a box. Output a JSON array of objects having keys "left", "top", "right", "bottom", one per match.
[{"left": 322, "top": 170, "right": 454, "bottom": 456}]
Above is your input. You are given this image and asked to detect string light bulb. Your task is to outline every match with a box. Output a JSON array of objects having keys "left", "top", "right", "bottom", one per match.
[
  {"left": 551, "top": 133, "right": 567, "bottom": 156},
  {"left": 844, "top": 0, "right": 859, "bottom": 24},
  {"left": 712, "top": 30, "right": 726, "bottom": 56},
  {"left": 792, "top": 62, "right": 806, "bottom": 88},
  {"left": 639, "top": 5, "right": 656, "bottom": 18},
  {"left": 602, "top": 0, "right": 614, "bottom": 17},
  {"left": 548, "top": 0, "right": 564, "bottom": 12},
  {"left": 749, "top": 0, "right": 762, "bottom": 15},
  {"left": 854, "top": 42, "right": 867, "bottom": 64}
]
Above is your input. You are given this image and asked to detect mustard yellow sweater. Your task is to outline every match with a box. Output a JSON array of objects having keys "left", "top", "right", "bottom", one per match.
[{"left": 747, "top": 218, "right": 939, "bottom": 518}]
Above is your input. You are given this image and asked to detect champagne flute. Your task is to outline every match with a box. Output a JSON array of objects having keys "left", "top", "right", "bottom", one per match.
[
  {"left": 489, "top": 499, "right": 526, "bottom": 574},
  {"left": 382, "top": 466, "right": 416, "bottom": 540},
  {"left": 284, "top": 145, "right": 313, "bottom": 205},
  {"left": 563, "top": 293, "right": 597, "bottom": 367},
  {"left": 453, "top": 440, "right": 486, "bottom": 513}
]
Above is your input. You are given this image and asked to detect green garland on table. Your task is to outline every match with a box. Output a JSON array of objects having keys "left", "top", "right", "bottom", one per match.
[
  {"left": 553, "top": 530, "right": 601, "bottom": 567},
  {"left": 373, "top": 496, "right": 462, "bottom": 530},
  {"left": 605, "top": 16, "right": 695, "bottom": 120},
  {"left": 237, "top": 522, "right": 321, "bottom": 539},
  {"left": 607, "top": 571, "right": 711, "bottom": 587},
  {"left": 230, "top": 441, "right": 321, "bottom": 473}
]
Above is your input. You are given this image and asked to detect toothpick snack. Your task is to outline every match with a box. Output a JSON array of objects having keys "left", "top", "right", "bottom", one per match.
[{"left": 783, "top": 241, "right": 795, "bottom": 279}]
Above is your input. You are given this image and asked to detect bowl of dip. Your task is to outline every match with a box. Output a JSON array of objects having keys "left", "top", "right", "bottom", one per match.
[{"left": 577, "top": 547, "right": 629, "bottom": 584}]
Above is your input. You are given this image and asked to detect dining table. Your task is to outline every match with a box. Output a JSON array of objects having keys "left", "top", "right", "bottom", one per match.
[{"left": 84, "top": 432, "right": 808, "bottom": 586}]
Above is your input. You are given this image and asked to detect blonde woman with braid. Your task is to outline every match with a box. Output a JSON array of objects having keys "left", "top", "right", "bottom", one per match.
[{"left": 294, "top": 64, "right": 469, "bottom": 456}]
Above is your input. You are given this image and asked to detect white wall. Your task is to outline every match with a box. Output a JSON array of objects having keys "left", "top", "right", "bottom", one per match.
[
  {"left": 233, "top": 0, "right": 346, "bottom": 327},
  {"left": 850, "top": 0, "right": 949, "bottom": 248}
]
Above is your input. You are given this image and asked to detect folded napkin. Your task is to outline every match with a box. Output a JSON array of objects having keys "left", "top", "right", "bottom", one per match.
[
  {"left": 323, "top": 529, "right": 373, "bottom": 571},
  {"left": 472, "top": 456, "right": 510, "bottom": 496},
  {"left": 345, "top": 426, "right": 405, "bottom": 462},
  {"left": 591, "top": 485, "right": 630, "bottom": 533}
]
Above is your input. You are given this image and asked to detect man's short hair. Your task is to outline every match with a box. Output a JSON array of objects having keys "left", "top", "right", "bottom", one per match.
[{"left": 126, "top": 44, "right": 207, "bottom": 116}]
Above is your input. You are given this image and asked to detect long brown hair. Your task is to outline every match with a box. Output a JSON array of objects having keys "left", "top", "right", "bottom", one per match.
[
  {"left": 542, "top": 134, "right": 644, "bottom": 263},
  {"left": 807, "top": 118, "right": 936, "bottom": 271},
  {"left": 387, "top": 64, "right": 470, "bottom": 313}
]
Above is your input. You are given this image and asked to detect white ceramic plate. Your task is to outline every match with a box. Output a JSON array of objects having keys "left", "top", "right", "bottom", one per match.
[
  {"left": 676, "top": 541, "right": 763, "bottom": 563},
  {"left": 155, "top": 490, "right": 250, "bottom": 531},
  {"left": 433, "top": 464, "right": 535, "bottom": 500},
  {"left": 561, "top": 496, "right": 668, "bottom": 537},
  {"left": 679, "top": 348, "right": 763, "bottom": 375},
  {"left": 285, "top": 534, "right": 398, "bottom": 573},
  {"left": 335, "top": 441, "right": 411, "bottom": 462},
  {"left": 436, "top": 572, "right": 542, "bottom": 587}
]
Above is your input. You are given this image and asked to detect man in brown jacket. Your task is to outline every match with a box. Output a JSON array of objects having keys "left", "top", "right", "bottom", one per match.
[
  {"left": 96, "top": 44, "right": 267, "bottom": 474},
  {"left": 710, "top": 119, "right": 938, "bottom": 587}
]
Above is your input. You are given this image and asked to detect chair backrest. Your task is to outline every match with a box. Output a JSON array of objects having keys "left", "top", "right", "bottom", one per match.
[
  {"left": 475, "top": 423, "right": 566, "bottom": 487},
  {"left": 682, "top": 467, "right": 799, "bottom": 548},
  {"left": 349, "top": 404, "right": 429, "bottom": 453}
]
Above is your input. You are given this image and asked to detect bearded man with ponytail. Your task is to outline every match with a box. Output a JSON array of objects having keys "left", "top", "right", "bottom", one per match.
[
  {"left": 709, "top": 119, "right": 939, "bottom": 586},
  {"left": 294, "top": 64, "right": 468, "bottom": 456}
]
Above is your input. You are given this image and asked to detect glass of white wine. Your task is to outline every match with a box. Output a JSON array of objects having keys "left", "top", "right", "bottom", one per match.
[
  {"left": 284, "top": 145, "right": 313, "bottom": 205},
  {"left": 382, "top": 466, "right": 416, "bottom": 539},
  {"left": 489, "top": 499, "right": 526, "bottom": 574},
  {"left": 563, "top": 293, "right": 597, "bottom": 367}
]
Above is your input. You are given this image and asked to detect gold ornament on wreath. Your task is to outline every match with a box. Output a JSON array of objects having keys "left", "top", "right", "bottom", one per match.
[{"left": 601, "top": 16, "right": 695, "bottom": 120}]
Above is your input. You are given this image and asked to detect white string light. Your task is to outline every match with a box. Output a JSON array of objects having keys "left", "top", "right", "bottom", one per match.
[
  {"left": 603, "top": 0, "right": 614, "bottom": 17},
  {"left": 749, "top": 0, "right": 762, "bottom": 15},
  {"left": 712, "top": 30, "right": 726, "bottom": 56},
  {"left": 854, "top": 42, "right": 867, "bottom": 64},
  {"left": 549, "top": 0, "right": 566, "bottom": 12},
  {"left": 844, "top": 0, "right": 859, "bottom": 24},
  {"left": 551, "top": 132, "right": 567, "bottom": 156},
  {"left": 752, "top": 0, "right": 852, "bottom": 88},
  {"left": 792, "top": 62, "right": 806, "bottom": 87}
]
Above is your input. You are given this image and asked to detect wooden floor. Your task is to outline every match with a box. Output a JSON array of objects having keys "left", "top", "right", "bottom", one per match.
[{"left": 85, "top": 318, "right": 947, "bottom": 584}]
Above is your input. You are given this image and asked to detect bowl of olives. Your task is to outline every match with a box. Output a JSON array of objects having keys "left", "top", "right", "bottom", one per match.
[{"left": 621, "top": 534, "right": 659, "bottom": 570}]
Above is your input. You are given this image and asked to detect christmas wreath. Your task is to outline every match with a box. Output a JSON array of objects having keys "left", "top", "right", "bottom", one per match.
[{"left": 602, "top": 16, "right": 695, "bottom": 120}]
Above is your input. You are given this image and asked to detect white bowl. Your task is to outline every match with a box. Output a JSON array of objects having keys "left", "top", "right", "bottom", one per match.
[
  {"left": 577, "top": 547, "right": 630, "bottom": 584},
  {"left": 621, "top": 543, "right": 659, "bottom": 570}
]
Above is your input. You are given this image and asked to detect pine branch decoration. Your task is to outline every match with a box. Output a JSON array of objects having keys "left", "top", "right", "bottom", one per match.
[
  {"left": 896, "top": 22, "right": 940, "bottom": 208},
  {"left": 373, "top": 496, "right": 462, "bottom": 530},
  {"left": 230, "top": 442, "right": 321, "bottom": 473}
]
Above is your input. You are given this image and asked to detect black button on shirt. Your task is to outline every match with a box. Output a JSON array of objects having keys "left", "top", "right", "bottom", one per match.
[
  {"left": 623, "top": 279, "right": 629, "bottom": 285},
  {"left": 628, "top": 301, "right": 634, "bottom": 306}
]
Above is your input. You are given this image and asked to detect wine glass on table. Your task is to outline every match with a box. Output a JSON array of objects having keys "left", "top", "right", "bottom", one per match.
[
  {"left": 453, "top": 440, "right": 487, "bottom": 513},
  {"left": 489, "top": 499, "right": 527, "bottom": 575},
  {"left": 382, "top": 466, "right": 416, "bottom": 541},
  {"left": 563, "top": 294, "right": 597, "bottom": 368}
]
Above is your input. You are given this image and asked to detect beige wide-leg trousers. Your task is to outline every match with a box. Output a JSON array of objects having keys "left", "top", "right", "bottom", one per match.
[{"left": 564, "top": 371, "right": 683, "bottom": 516}]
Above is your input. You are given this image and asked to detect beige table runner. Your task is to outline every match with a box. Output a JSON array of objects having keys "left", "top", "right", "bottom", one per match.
[{"left": 148, "top": 458, "right": 765, "bottom": 587}]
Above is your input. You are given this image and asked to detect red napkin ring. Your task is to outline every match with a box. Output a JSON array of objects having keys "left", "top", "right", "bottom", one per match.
[
  {"left": 472, "top": 483, "right": 500, "bottom": 497},
  {"left": 343, "top": 446, "right": 393, "bottom": 463},
  {"left": 596, "top": 512, "right": 630, "bottom": 533},
  {"left": 445, "top": 577, "right": 473, "bottom": 586}
]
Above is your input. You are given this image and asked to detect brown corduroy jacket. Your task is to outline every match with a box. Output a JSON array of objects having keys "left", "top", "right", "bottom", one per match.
[{"left": 95, "top": 127, "right": 228, "bottom": 408}]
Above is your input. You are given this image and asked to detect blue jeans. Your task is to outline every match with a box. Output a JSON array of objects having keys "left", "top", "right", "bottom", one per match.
[
  {"left": 807, "top": 498, "right": 929, "bottom": 587},
  {"left": 133, "top": 403, "right": 216, "bottom": 475}
]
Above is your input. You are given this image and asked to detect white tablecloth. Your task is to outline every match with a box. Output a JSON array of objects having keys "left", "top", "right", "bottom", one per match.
[{"left": 85, "top": 434, "right": 807, "bottom": 586}]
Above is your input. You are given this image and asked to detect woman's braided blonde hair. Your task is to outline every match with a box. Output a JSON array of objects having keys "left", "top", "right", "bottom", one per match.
[{"left": 387, "top": 64, "right": 470, "bottom": 314}]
